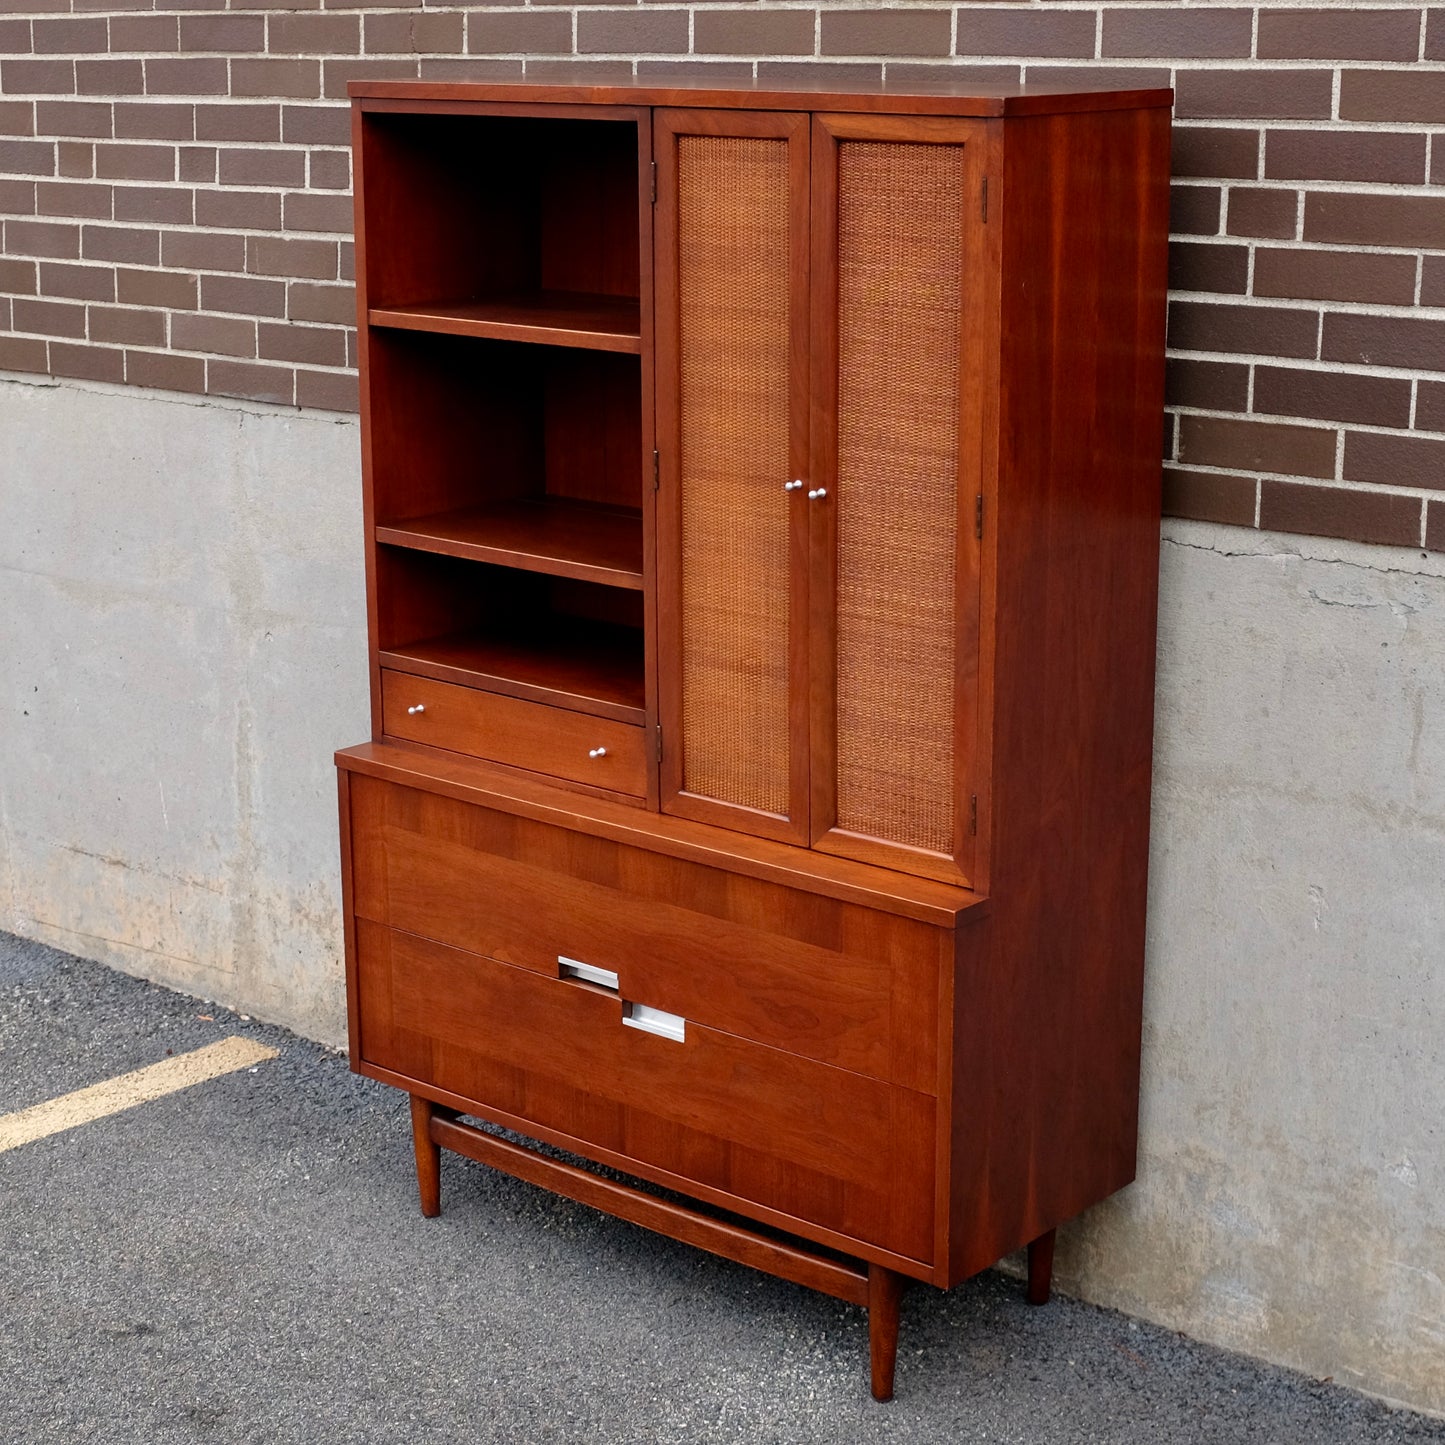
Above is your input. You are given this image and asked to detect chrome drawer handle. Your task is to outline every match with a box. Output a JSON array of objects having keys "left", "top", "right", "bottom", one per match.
[
  {"left": 622, "top": 1002, "right": 686, "bottom": 1043},
  {"left": 407, "top": 704, "right": 425, "bottom": 716},
  {"left": 558, "top": 956, "right": 619, "bottom": 991},
  {"left": 588, "top": 747, "right": 607, "bottom": 759}
]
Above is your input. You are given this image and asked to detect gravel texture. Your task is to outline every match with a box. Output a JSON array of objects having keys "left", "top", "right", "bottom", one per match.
[{"left": 1, "top": 930, "right": 1441, "bottom": 1445}]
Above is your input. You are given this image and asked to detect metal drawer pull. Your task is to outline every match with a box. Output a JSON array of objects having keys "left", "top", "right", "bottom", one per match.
[
  {"left": 407, "top": 704, "right": 425, "bottom": 715},
  {"left": 558, "top": 957, "right": 619, "bottom": 991},
  {"left": 588, "top": 747, "right": 608, "bottom": 759},
  {"left": 622, "top": 1002, "right": 686, "bottom": 1043}
]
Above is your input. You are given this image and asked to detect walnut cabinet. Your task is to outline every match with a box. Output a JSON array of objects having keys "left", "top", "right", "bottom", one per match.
[{"left": 337, "top": 77, "right": 1172, "bottom": 1402}]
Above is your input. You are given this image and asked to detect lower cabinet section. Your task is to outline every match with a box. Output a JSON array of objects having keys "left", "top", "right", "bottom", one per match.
[{"left": 354, "top": 918, "right": 937, "bottom": 1265}]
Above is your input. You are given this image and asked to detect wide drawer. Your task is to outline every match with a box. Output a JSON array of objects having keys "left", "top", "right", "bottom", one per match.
[
  {"left": 354, "top": 920, "right": 936, "bottom": 1263},
  {"left": 347, "top": 774, "right": 943, "bottom": 1093},
  {"left": 381, "top": 670, "right": 648, "bottom": 797}
]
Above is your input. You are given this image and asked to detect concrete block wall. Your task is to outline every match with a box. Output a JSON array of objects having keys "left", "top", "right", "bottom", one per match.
[{"left": 2, "top": 0, "right": 1444, "bottom": 1421}]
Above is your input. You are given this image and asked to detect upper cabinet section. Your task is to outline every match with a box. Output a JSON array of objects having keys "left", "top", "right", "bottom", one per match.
[{"left": 356, "top": 106, "right": 647, "bottom": 351}]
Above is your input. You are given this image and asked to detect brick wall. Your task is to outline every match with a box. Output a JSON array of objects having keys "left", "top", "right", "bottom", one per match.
[{"left": 1, "top": 2, "right": 1442, "bottom": 552}]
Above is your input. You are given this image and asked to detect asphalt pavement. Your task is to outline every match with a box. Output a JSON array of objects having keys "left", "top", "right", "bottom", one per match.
[{"left": 1, "top": 929, "right": 1441, "bottom": 1445}]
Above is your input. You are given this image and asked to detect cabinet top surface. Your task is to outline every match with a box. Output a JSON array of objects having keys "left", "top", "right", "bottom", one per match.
[{"left": 348, "top": 77, "right": 1174, "bottom": 117}]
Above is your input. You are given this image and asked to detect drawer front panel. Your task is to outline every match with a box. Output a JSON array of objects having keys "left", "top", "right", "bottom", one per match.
[
  {"left": 381, "top": 671, "right": 648, "bottom": 797},
  {"left": 356, "top": 920, "right": 936, "bottom": 1263},
  {"left": 348, "top": 774, "right": 942, "bottom": 1093}
]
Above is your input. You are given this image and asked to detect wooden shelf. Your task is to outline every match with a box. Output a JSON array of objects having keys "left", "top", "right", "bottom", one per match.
[
  {"left": 376, "top": 499, "right": 644, "bottom": 590},
  {"left": 380, "top": 618, "right": 645, "bottom": 724},
  {"left": 370, "top": 292, "right": 642, "bottom": 353}
]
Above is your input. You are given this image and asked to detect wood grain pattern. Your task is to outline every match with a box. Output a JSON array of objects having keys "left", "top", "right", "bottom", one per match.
[
  {"left": 381, "top": 672, "right": 648, "bottom": 795},
  {"left": 348, "top": 772, "right": 943, "bottom": 1090},
  {"left": 370, "top": 293, "right": 642, "bottom": 353},
  {"left": 429, "top": 1111, "right": 871, "bottom": 1307},
  {"left": 410, "top": 1093, "right": 442, "bottom": 1217},
  {"left": 356, "top": 920, "right": 938, "bottom": 1262},
  {"left": 868, "top": 1265, "right": 904, "bottom": 1402}
]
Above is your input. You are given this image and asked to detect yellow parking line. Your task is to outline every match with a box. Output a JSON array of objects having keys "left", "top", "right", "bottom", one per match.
[{"left": 0, "top": 1036, "right": 279, "bottom": 1154}]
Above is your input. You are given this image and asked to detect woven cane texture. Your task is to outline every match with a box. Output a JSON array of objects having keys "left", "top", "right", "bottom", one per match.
[
  {"left": 834, "top": 141, "right": 964, "bottom": 854},
  {"left": 677, "top": 135, "right": 792, "bottom": 815}
]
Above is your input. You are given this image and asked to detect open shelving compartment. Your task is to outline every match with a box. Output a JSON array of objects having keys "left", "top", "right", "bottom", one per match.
[{"left": 356, "top": 104, "right": 650, "bottom": 733}]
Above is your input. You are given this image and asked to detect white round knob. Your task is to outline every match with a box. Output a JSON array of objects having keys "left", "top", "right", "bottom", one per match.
[
  {"left": 808, "top": 488, "right": 827, "bottom": 500},
  {"left": 407, "top": 704, "right": 425, "bottom": 716},
  {"left": 588, "top": 747, "right": 608, "bottom": 759},
  {"left": 784, "top": 480, "right": 803, "bottom": 492}
]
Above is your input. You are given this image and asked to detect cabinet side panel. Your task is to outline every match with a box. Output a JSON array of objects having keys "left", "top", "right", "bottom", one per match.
[
  {"left": 949, "top": 105, "right": 1171, "bottom": 1282},
  {"left": 833, "top": 139, "right": 963, "bottom": 856}
]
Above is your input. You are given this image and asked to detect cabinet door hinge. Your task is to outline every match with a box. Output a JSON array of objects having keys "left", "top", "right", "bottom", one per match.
[
  {"left": 975, "top": 493, "right": 984, "bottom": 540},
  {"left": 652, "top": 448, "right": 660, "bottom": 491},
  {"left": 650, "top": 160, "right": 657, "bottom": 206},
  {"left": 969, "top": 795, "right": 978, "bottom": 836},
  {"left": 980, "top": 176, "right": 988, "bottom": 224}
]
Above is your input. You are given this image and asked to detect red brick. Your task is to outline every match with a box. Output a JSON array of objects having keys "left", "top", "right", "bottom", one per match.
[
  {"left": 0, "top": 335, "right": 49, "bottom": 373},
  {"left": 88, "top": 303, "right": 165, "bottom": 346},
  {"left": 178, "top": 15, "right": 266, "bottom": 52},
  {"left": 1257, "top": 8, "right": 1422, "bottom": 61},
  {"left": 208, "top": 357, "right": 295, "bottom": 406},
  {"left": 366, "top": 12, "right": 465, "bottom": 54},
  {"left": 1343, "top": 431, "right": 1445, "bottom": 491},
  {"left": 269, "top": 14, "right": 361, "bottom": 55},
  {"left": 94, "top": 143, "right": 174, "bottom": 182},
  {"left": 338, "top": 241, "right": 354, "bottom": 283},
  {"left": 13, "top": 296, "right": 86, "bottom": 338},
  {"left": 217, "top": 147, "right": 306, "bottom": 188},
  {"left": 257, "top": 319, "right": 347, "bottom": 366},
  {"left": 693, "top": 10, "right": 815, "bottom": 56},
  {"left": 4, "top": 219, "right": 80, "bottom": 259},
  {"left": 36, "top": 182, "right": 112, "bottom": 219},
  {"left": 2, "top": 60, "right": 77, "bottom": 96},
  {"left": 57, "top": 141, "right": 93, "bottom": 178},
  {"left": 1423, "top": 256, "right": 1445, "bottom": 308},
  {"left": 173, "top": 311, "right": 256, "bottom": 357},
  {"left": 195, "top": 186, "right": 282, "bottom": 230},
  {"left": 35, "top": 101, "right": 112, "bottom": 139},
  {"left": 195, "top": 104, "right": 281, "bottom": 143},
  {"left": 466, "top": 11, "right": 574, "bottom": 54},
  {"left": 113, "top": 185, "right": 192, "bottom": 225},
  {"left": 1104, "top": 8, "right": 1252, "bottom": 59},
  {"left": 1172, "top": 127, "right": 1258, "bottom": 181},
  {"left": 50, "top": 340, "right": 124, "bottom": 383},
  {"left": 1170, "top": 299, "right": 1320, "bottom": 361},
  {"left": 109, "top": 16, "right": 180, "bottom": 53},
  {"left": 1226, "top": 188, "right": 1296, "bottom": 240},
  {"left": 1265, "top": 129, "right": 1427, "bottom": 185},
  {"left": 1254, "top": 365, "right": 1413, "bottom": 429},
  {"left": 1340, "top": 70, "right": 1445, "bottom": 124},
  {"left": 1175, "top": 68, "right": 1334, "bottom": 120},
  {"left": 417, "top": 57, "right": 528, "bottom": 84},
  {"left": 287, "top": 280, "right": 355, "bottom": 325},
  {"left": 281, "top": 104, "right": 349, "bottom": 147},
  {"left": 248, "top": 234, "right": 337, "bottom": 279},
  {"left": 38, "top": 260, "right": 114, "bottom": 301},
  {"left": 1322, "top": 313, "right": 1445, "bottom": 372},
  {"left": 125, "top": 347, "right": 205, "bottom": 394},
  {"left": 76, "top": 60, "right": 144, "bottom": 97},
  {"left": 114, "top": 103, "right": 194, "bottom": 141},
  {"left": 521, "top": 59, "right": 638, "bottom": 85},
  {"left": 33, "top": 17, "right": 108, "bottom": 55},
  {"left": 1180, "top": 413, "right": 1336, "bottom": 478},
  {"left": 0, "top": 257, "right": 38, "bottom": 295},
  {"left": 201, "top": 272, "right": 286, "bottom": 317},
  {"left": 0, "top": 101, "right": 35, "bottom": 136},
  {"left": 0, "top": 140, "right": 56, "bottom": 178},
  {"left": 955, "top": 10, "right": 1096, "bottom": 57},
  {"left": 1166, "top": 357, "right": 1250, "bottom": 411},
  {"left": 0, "top": 179, "right": 38, "bottom": 214},
  {"left": 1305, "top": 192, "right": 1445, "bottom": 250},
  {"left": 1254, "top": 247, "right": 1417, "bottom": 307},
  {"left": 1259, "top": 481, "right": 1421, "bottom": 547},
  {"left": 308, "top": 150, "right": 350, "bottom": 189},
  {"left": 1429, "top": 9, "right": 1445, "bottom": 60},
  {"left": 577, "top": 9, "right": 690, "bottom": 54},
  {"left": 1170, "top": 185, "right": 1221, "bottom": 236},
  {"left": 1418, "top": 381, "right": 1445, "bottom": 433},
  {"left": 163, "top": 228, "right": 246, "bottom": 272},
  {"left": 1428, "top": 501, "right": 1445, "bottom": 554},
  {"left": 1163, "top": 467, "right": 1257, "bottom": 527},
  {"left": 814, "top": 9, "right": 948, "bottom": 57},
  {"left": 846, "top": 61, "right": 1024, "bottom": 89},
  {"left": 1168, "top": 240, "right": 1248, "bottom": 295},
  {"left": 0, "top": 19, "right": 32, "bottom": 54},
  {"left": 179, "top": 146, "right": 216, "bottom": 183},
  {"left": 322, "top": 60, "right": 417, "bottom": 100},
  {"left": 116, "top": 265, "right": 196, "bottom": 309},
  {"left": 279, "top": 191, "right": 349, "bottom": 234},
  {"left": 296, "top": 366, "right": 359, "bottom": 413},
  {"left": 144, "top": 58, "right": 229, "bottom": 96}
]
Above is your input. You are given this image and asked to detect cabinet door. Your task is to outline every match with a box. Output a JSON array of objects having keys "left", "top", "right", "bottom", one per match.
[
  {"left": 808, "top": 115, "right": 987, "bottom": 885},
  {"left": 654, "top": 109, "right": 812, "bottom": 844}
]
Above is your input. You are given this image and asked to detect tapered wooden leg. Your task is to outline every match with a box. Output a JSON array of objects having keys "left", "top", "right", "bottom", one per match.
[
  {"left": 868, "top": 1264, "right": 903, "bottom": 1402},
  {"left": 1027, "top": 1228, "right": 1056, "bottom": 1306},
  {"left": 410, "top": 1094, "right": 441, "bottom": 1218}
]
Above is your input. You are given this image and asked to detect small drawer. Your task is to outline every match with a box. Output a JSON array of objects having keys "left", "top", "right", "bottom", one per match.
[
  {"left": 354, "top": 920, "right": 936, "bottom": 1264},
  {"left": 381, "top": 671, "right": 647, "bottom": 797}
]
